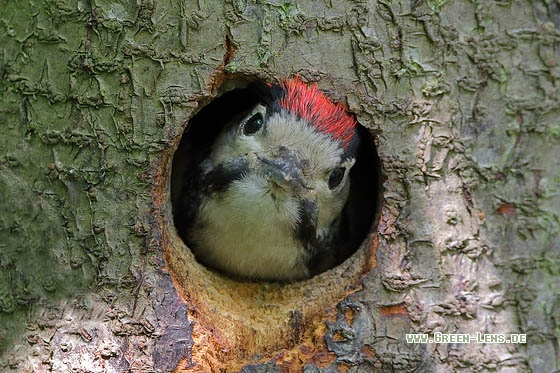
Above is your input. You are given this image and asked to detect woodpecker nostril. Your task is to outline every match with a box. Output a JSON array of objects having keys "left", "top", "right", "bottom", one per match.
[{"left": 246, "top": 151, "right": 258, "bottom": 163}]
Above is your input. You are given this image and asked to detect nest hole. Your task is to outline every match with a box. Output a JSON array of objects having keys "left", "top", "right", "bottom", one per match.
[{"left": 158, "top": 75, "right": 382, "bottom": 365}]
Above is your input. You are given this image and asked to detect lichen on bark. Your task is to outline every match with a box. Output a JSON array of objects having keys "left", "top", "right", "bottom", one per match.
[{"left": 0, "top": 0, "right": 559, "bottom": 371}]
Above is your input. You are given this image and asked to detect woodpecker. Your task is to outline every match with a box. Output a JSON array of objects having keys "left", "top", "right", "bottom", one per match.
[{"left": 173, "top": 78, "right": 369, "bottom": 282}]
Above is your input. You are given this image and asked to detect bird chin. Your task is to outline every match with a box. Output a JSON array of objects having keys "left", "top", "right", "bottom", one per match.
[
  {"left": 268, "top": 178, "right": 290, "bottom": 192},
  {"left": 264, "top": 182, "right": 289, "bottom": 202}
]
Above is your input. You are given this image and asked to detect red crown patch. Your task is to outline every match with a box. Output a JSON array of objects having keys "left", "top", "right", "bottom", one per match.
[{"left": 278, "top": 78, "right": 356, "bottom": 148}]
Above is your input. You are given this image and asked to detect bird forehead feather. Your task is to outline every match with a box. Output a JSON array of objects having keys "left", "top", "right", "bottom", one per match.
[{"left": 264, "top": 111, "right": 344, "bottom": 169}]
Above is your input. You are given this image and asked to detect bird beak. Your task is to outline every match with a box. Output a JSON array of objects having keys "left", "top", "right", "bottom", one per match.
[{"left": 254, "top": 148, "right": 311, "bottom": 193}]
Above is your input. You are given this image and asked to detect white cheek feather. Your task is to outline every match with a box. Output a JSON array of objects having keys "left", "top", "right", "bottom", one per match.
[
  {"left": 210, "top": 130, "right": 262, "bottom": 166},
  {"left": 209, "top": 104, "right": 268, "bottom": 166}
]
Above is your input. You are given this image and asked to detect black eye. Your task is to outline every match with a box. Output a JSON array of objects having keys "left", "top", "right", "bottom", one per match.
[
  {"left": 328, "top": 167, "right": 346, "bottom": 189},
  {"left": 243, "top": 113, "right": 264, "bottom": 136}
]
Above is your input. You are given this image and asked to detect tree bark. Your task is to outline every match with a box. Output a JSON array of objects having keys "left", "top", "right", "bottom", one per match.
[{"left": 0, "top": 0, "right": 559, "bottom": 371}]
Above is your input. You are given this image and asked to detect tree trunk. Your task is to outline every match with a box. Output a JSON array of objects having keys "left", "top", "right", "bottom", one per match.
[{"left": 1, "top": 0, "right": 558, "bottom": 371}]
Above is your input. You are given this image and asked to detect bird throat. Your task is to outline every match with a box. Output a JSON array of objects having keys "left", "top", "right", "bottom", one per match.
[{"left": 193, "top": 173, "right": 311, "bottom": 281}]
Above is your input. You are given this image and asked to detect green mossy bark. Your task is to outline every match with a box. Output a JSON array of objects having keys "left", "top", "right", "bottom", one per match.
[{"left": 0, "top": 0, "right": 558, "bottom": 371}]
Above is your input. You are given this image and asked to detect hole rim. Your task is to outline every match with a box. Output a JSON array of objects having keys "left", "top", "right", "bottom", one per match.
[{"left": 154, "top": 74, "right": 383, "bottom": 364}]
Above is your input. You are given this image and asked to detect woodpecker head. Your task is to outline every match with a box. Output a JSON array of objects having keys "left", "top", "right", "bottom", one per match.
[{"left": 175, "top": 78, "right": 364, "bottom": 281}]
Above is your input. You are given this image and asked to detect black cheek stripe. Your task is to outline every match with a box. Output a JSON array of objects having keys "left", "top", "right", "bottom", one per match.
[
  {"left": 295, "top": 199, "right": 319, "bottom": 253},
  {"left": 203, "top": 157, "right": 250, "bottom": 194}
]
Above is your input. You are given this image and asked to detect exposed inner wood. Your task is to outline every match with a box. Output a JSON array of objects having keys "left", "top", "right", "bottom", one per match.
[{"left": 154, "top": 137, "right": 378, "bottom": 370}]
